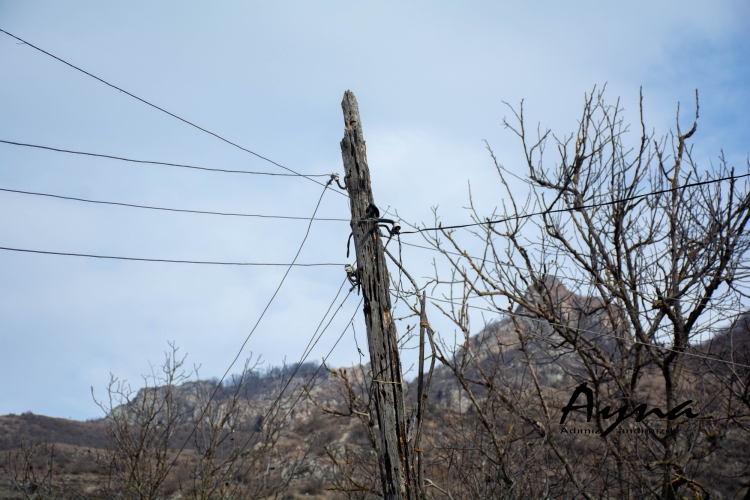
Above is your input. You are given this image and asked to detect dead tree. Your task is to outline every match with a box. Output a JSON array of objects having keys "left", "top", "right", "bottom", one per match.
[
  {"left": 93, "top": 342, "right": 190, "bottom": 500},
  {"left": 414, "top": 87, "right": 750, "bottom": 498}
]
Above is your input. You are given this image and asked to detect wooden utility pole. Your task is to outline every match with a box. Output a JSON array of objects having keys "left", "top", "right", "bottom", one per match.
[{"left": 340, "top": 90, "right": 417, "bottom": 500}]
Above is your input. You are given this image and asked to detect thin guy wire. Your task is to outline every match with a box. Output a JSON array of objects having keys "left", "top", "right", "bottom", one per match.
[
  {"left": 0, "top": 30, "right": 346, "bottom": 196},
  {"left": 397, "top": 238, "right": 655, "bottom": 300},
  {"left": 399, "top": 237, "right": 697, "bottom": 302},
  {"left": 160, "top": 180, "right": 331, "bottom": 484},
  {"left": 264, "top": 291, "right": 357, "bottom": 425},
  {"left": 401, "top": 172, "right": 750, "bottom": 234},
  {"left": 0, "top": 140, "right": 330, "bottom": 177},
  {"left": 396, "top": 290, "right": 750, "bottom": 375},
  {"left": 168, "top": 276, "right": 352, "bottom": 488},
  {"left": 0, "top": 187, "right": 349, "bottom": 221},
  {"left": 407, "top": 292, "right": 750, "bottom": 370},
  {"left": 390, "top": 233, "right": 750, "bottom": 371},
  {"left": 273, "top": 282, "right": 353, "bottom": 402},
  {"left": 227, "top": 292, "right": 358, "bottom": 479},
  {"left": 0, "top": 246, "right": 342, "bottom": 266},
  {"left": 225, "top": 296, "right": 363, "bottom": 498}
]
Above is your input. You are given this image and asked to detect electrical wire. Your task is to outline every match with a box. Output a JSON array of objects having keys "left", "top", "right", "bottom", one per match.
[
  {"left": 396, "top": 216, "right": 750, "bottom": 329},
  {"left": 0, "top": 246, "right": 342, "bottom": 266},
  {"left": 0, "top": 187, "right": 349, "bottom": 221},
  {"left": 0, "top": 30, "right": 346, "bottom": 196},
  {"left": 234, "top": 292, "right": 358, "bottom": 457},
  {"left": 272, "top": 281, "right": 353, "bottom": 399},
  {"left": 396, "top": 238, "right": 668, "bottom": 302},
  {"left": 0, "top": 140, "right": 330, "bottom": 177},
  {"left": 224, "top": 296, "right": 364, "bottom": 498},
  {"left": 168, "top": 277, "right": 358, "bottom": 494},
  {"left": 156, "top": 180, "right": 333, "bottom": 487},
  {"left": 399, "top": 291, "right": 750, "bottom": 370},
  {"left": 400, "top": 172, "right": 750, "bottom": 234}
]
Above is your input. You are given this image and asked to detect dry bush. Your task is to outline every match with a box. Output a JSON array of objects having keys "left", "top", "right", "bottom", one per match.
[
  {"left": 3, "top": 442, "right": 59, "bottom": 500},
  {"left": 2, "top": 344, "right": 313, "bottom": 500}
]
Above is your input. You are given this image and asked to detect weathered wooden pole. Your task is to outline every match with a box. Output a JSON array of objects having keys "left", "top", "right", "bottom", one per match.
[{"left": 340, "top": 90, "right": 417, "bottom": 500}]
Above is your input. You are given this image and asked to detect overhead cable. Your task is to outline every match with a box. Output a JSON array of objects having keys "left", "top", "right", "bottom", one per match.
[
  {"left": 0, "top": 187, "right": 349, "bottom": 221},
  {"left": 225, "top": 296, "right": 364, "bottom": 495},
  {"left": 174, "top": 278, "right": 353, "bottom": 473},
  {"left": 0, "top": 140, "right": 330, "bottom": 177},
  {"left": 163, "top": 182, "right": 340, "bottom": 479},
  {"left": 397, "top": 238, "right": 674, "bottom": 300},
  {"left": 0, "top": 29, "right": 345, "bottom": 195},
  {"left": 401, "top": 291, "right": 750, "bottom": 370},
  {"left": 401, "top": 172, "right": 750, "bottom": 234},
  {"left": 0, "top": 246, "right": 342, "bottom": 266}
]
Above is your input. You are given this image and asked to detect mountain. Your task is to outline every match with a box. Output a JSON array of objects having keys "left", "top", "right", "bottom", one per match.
[{"left": 2, "top": 285, "right": 750, "bottom": 499}]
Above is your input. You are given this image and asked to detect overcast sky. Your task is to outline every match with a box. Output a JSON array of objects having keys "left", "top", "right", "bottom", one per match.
[{"left": 1, "top": 1, "right": 748, "bottom": 420}]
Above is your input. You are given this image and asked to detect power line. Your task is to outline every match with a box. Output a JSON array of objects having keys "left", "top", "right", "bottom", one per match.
[
  {"left": 279, "top": 298, "right": 363, "bottom": 416},
  {"left": 404, "top": 292, "right": 750, "bottom": 370},
  {"left": 0, "top": 187, "right": 349, "bottom": 222},
  {"left": 174, "top": 287, "right": 358, "bottom": 500},
  {"left": 165, "top": 183, "right": 351, "bottom": 475},
  {"left": 0, "top": 246, "right": 342, "bottom": 266},
  {"left": 397, "top": 238, "right": 667, "bottom": 301},
  {"left": 390, "top": 237, "right": 750, "bottom": 371},
  {"left": 233, "top": 289, "right": 357, "bottom": 459},
  {"left": 159, "top": 180, "right": 332, "bottom": 485},
  {"left": 401, "top": 173, "right": 750, "bottom": 234},
  {"left": 0, "top": 30, "right": 346, "bottom": 196},
  {"left": 400, "top": 239, "right": 511, "bottom": 266},
  {"left": 0, "top": 140, "right": 330, "bottom": 177},
  {"left": 174, "top": 276, "right": 352, "bottom": 476},
  {"left": 273, "top": 281, "right": 354, "bottom": 399},
  {"left": 225, "top": 296, "right": 364, "bottom": 497},
  {"left": 397, "top": 212, "right": 750, "bottom": 311}
]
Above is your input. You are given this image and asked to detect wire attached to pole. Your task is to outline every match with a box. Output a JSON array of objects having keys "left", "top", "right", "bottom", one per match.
[{"left": 0, "top": 29, "right": 347, "bottom": 195}]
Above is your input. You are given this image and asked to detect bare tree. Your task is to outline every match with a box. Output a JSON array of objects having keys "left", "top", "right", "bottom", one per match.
[
  {"left": 93, "top": 342, "right": 190, "bottom": 500},
  {"left": 91, "top": 345, "right": 310, "bottom": 500},
  {"left": 405, "top": 87, "right": 750, "bottom": 498},
  {"left": 306, "top": 362, "right": 383, "bottom": 499},
  {"left": 178, "top": 358, "right": 268, "bottom": 500},
  {"left": 699, "top": 314, "right": 750, "bottom": 498}
]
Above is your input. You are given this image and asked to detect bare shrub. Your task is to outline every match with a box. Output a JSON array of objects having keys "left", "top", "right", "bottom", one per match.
[{"left": 3, "top": 441, "right": 59, "bottom": 500}]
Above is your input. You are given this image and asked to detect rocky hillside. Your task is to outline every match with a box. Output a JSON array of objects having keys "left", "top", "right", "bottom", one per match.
[{"left": 3, "top": 284, "right": 750, "bottom": 499}]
